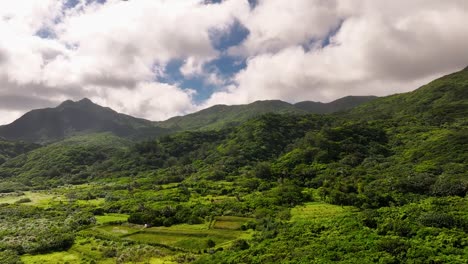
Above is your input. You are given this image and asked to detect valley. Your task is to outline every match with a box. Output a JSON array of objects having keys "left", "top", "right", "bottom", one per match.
[{"left": 0, "top": 68, "right": 467, "bottom": 263}]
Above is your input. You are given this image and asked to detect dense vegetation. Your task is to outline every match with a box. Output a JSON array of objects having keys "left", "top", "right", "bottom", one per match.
[
  {"left": 0, "top": 69, "right": 467, "bottom": 263},
  {"left": 0, "top": 140, "right": 38, "bottom": 165},
  {"left": 157, "top": 96, "right": 376, "bottom": 131}
]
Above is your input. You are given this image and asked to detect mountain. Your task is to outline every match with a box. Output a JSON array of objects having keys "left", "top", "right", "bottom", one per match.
[
  {"left": 294, "top": 96, "right": 377, "bottom": 114},
  {"left": 156, "top": 96, "right": 376, "bottom": 131},
  {"left": 346, "top": 68, "right": 468, "bottom": 125},
  {"left": 156, "top": 100, "right": 306, "bottom": 131},
  {"left": 0, "top": 95, "right": 376, "bottom": 143},
  {"left": 0, "top": 98, "right": 171, "bottom": 143}
]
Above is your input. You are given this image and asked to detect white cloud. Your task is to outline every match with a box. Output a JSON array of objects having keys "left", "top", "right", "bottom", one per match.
[
  {"left": 0, "top": 0, "right": 250, "bottom": 124},
  {"left": 0, "top": 0, "right": 63, "bottom": 34},
  {"left": 90, "top": 82, "right": 197, "bottom": 121},
  {"left": 230, "top": 0, "right": 345, "bottom": 56},
  {"left": 0, "top": 110, "right": 23, "bottom": 127},
  {"left": 52, "top": 0, "right": 249, "bottom": 85},
  {"left": 207, "top": 0, "right": 468, "bottom": 105}
]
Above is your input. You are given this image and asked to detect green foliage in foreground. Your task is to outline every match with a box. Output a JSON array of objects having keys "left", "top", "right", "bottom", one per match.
[
  {"left": 197, "top": 197, "right": 468, "bottom": 264},
  {"left": 0, "top": 204, "right": 95, "bottom": 256}
]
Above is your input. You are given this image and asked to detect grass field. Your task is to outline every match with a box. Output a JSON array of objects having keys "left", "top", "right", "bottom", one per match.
[
  {"left": 22, "top": 251, "right": 81, "bottom": 264},
  {"left": 95, "top": 213, "right": 129, "bottom": 224},
  {"left": 95, "top": 224, "right": 141, "bottom": 237},
  {"left": 75, "top": 198, "right": 106, "bottom": 206},
  {"left": 0, "top": 191, "right": 63, "bottom": 207},
  {"left": 22, "top": 236, "right": 173, "bottom": 264},
  {"left": 290, "top": 202, "right": 354, "bottom": 222},
  {"left": 212, "top": 216, "right": 254, "bottom": 230},
  {"left": 125, "top": 228, "right": 248, "bottom": 251},
  {"left": 94, "top": 222, "right": 252, "bottom": 251}
]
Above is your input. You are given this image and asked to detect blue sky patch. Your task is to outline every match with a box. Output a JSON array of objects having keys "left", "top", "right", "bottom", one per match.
[
  {"left": 211, "top": 20, "right": 250, "bottom": 51},
  {"left": 158, "top": 54, "right": 246, "bottom": 103}
]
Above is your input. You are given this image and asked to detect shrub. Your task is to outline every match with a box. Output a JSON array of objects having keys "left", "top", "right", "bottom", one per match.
[{"left": 14, "top": 198, "right": 31, "bottom": 204}]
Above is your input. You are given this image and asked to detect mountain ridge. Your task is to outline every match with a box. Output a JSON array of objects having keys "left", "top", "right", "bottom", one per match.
[
  {"left": 0, "top": 98, "right": 170, "bottom": 144},
  {"left": 0, "top": 96, "right": 377, "bottom": 143},
  {"left": 156, "top": 96, "right": 377, "bottom": 131}
]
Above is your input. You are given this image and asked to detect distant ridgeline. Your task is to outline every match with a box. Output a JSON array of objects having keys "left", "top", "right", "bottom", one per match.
[{"left": 0, "top": 96, "right": 377, "bottom": 144}]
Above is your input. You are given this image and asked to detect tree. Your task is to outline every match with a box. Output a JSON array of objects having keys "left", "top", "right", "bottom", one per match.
[{"left": 206, "top": 239, "right": 216, "bottom": 248}]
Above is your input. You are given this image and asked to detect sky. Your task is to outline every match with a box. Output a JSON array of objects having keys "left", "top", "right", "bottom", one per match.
[{"left": 1, "top": 0, "right": 468, "bottom": 124}]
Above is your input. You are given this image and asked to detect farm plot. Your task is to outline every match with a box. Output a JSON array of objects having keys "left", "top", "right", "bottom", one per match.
[
  {"left": 212, "top": 216, "right": 254, "bottom": 230},
  {"left": 95, "top": 222, "right": 252, "bottom": 251},
  {"left": 290, "top": 202, "right": 354, "bottom": 222},
  {"left": 95, "top": 213, "right": 129, "bottom": 225},
  {"left": 125, "top": 227, "right": 246, "bottom": 251}
]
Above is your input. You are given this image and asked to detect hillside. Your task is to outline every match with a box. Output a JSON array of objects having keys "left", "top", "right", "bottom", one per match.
[
  {"left": 0, "top": 69, "right": 466, "bottom": 263},
  {"left": 0, "top": 98, "right": 171, "bottom": 143},
  {"left": 157, "top": 96, "right": 376, "bottom": 131},
  {"left": 156, "top": 100, "right": 305, "bottom": 131},
  {"left": 0, "top": 139, "right": 39, "bottom": 165},
  {"left": 294, "top": 95, "right": 377, "bottom": 114},
  {"left": 346, "top": 68, "right": 468, "bottom": 125},
  {"left": 0, "top": 133, "right": 131, "bottom": 190}
]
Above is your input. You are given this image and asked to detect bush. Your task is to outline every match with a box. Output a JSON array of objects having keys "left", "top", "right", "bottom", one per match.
[
  {"left": 206, "top": 239, "right": 216, "bottom": 248},
  {"left": 230, "top": 239, "right": 249, "bottom": 250},
  {"left": 0, "top": 250, "right": 21, "bottom": 264},
  {"left": 102, "top": 247, "right": 117, "bottom": 258},
  {"left": 377, "top": 237, "right": 409, "bottom": 256},
  {"left": 14, "top": 198, "right": 31, "bottom": 204},
  {"left": 419, "top": 212, "right": 456, "bottom": 228}
]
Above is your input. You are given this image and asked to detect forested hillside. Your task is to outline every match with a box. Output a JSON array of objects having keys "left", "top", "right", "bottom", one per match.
[
  {"left": 157, "top": 96, "right": 376, "bottom": 131},
  {"left": 0, "top": 139, "right": 39, "bottom": 165},
  {"left": 0, "top": 69, "right": 466, "bottom": 263}
]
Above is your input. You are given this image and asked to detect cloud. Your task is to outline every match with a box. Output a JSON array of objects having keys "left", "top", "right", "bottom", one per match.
[
  {"left": 206, "top": 0, "right": 468, "bottom": 105},
  {"left": 0, "top": 0, "right": 249, "bottom": 124},
  {"left": 52, "top": 0, "right": 249, "bottom": 85},
  {"left": 230, "top": 0, "right": 345, "bottom": 56},
  {"left": 89, "top": 82, "right": 196, "bottom": 121},
  {"left": 1, "top": 0, "right": 468, "bottom": 125}
]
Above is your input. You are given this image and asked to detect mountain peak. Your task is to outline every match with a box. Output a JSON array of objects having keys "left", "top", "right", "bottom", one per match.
[
  {"left": 58, "top": 98, "right": 96, "bottom": 109},
  {"left": 0, "top": 98, "right": 157, "bottom": 143},
  {"left": 77, "top": 98, "right": 94, "bottom": 104}
]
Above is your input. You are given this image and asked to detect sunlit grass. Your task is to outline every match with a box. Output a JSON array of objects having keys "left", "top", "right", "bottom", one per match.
[
  {"left": 95, "top": 213, "right": 129, "bottom": 225},
  {"left": 290, "top": 202, "right": 354, "bottom": 222},
  {"left": 212, "top": 216, "right": 253, "bottom": 230},
  {"left": 96, "top": 224, "right": 141, "bottom": 237},
  {"left": 0, "top": 191, "right": 64, "bottom": 207},
  {"left": 75, "top": 198, "right": 106, "bottom": 207},
  {"left": 22, "top": 251, "right": 80, "bottom": 264}
]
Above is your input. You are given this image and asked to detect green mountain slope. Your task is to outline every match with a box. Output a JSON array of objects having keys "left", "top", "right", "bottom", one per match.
[
  {"left": 156, "top": 100, "right": 306, "bottom": 131},
  {"left": 0, "top": 133, "right": 131, "bottom": 189},
  {"left": 0, "top": 139, "right": 39, "bottom": 165},
  {"left": 156, "top": 96, "right": 375, "bottom": 131},
  {"left": 0, "top": 98, "right": 171, "bottom": 143},
  {"left": 294, "top": 95, "right": 377, "bottom": 114},
  {"left": 346, "top": 68, "right": 468, "bottom": 125}
]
